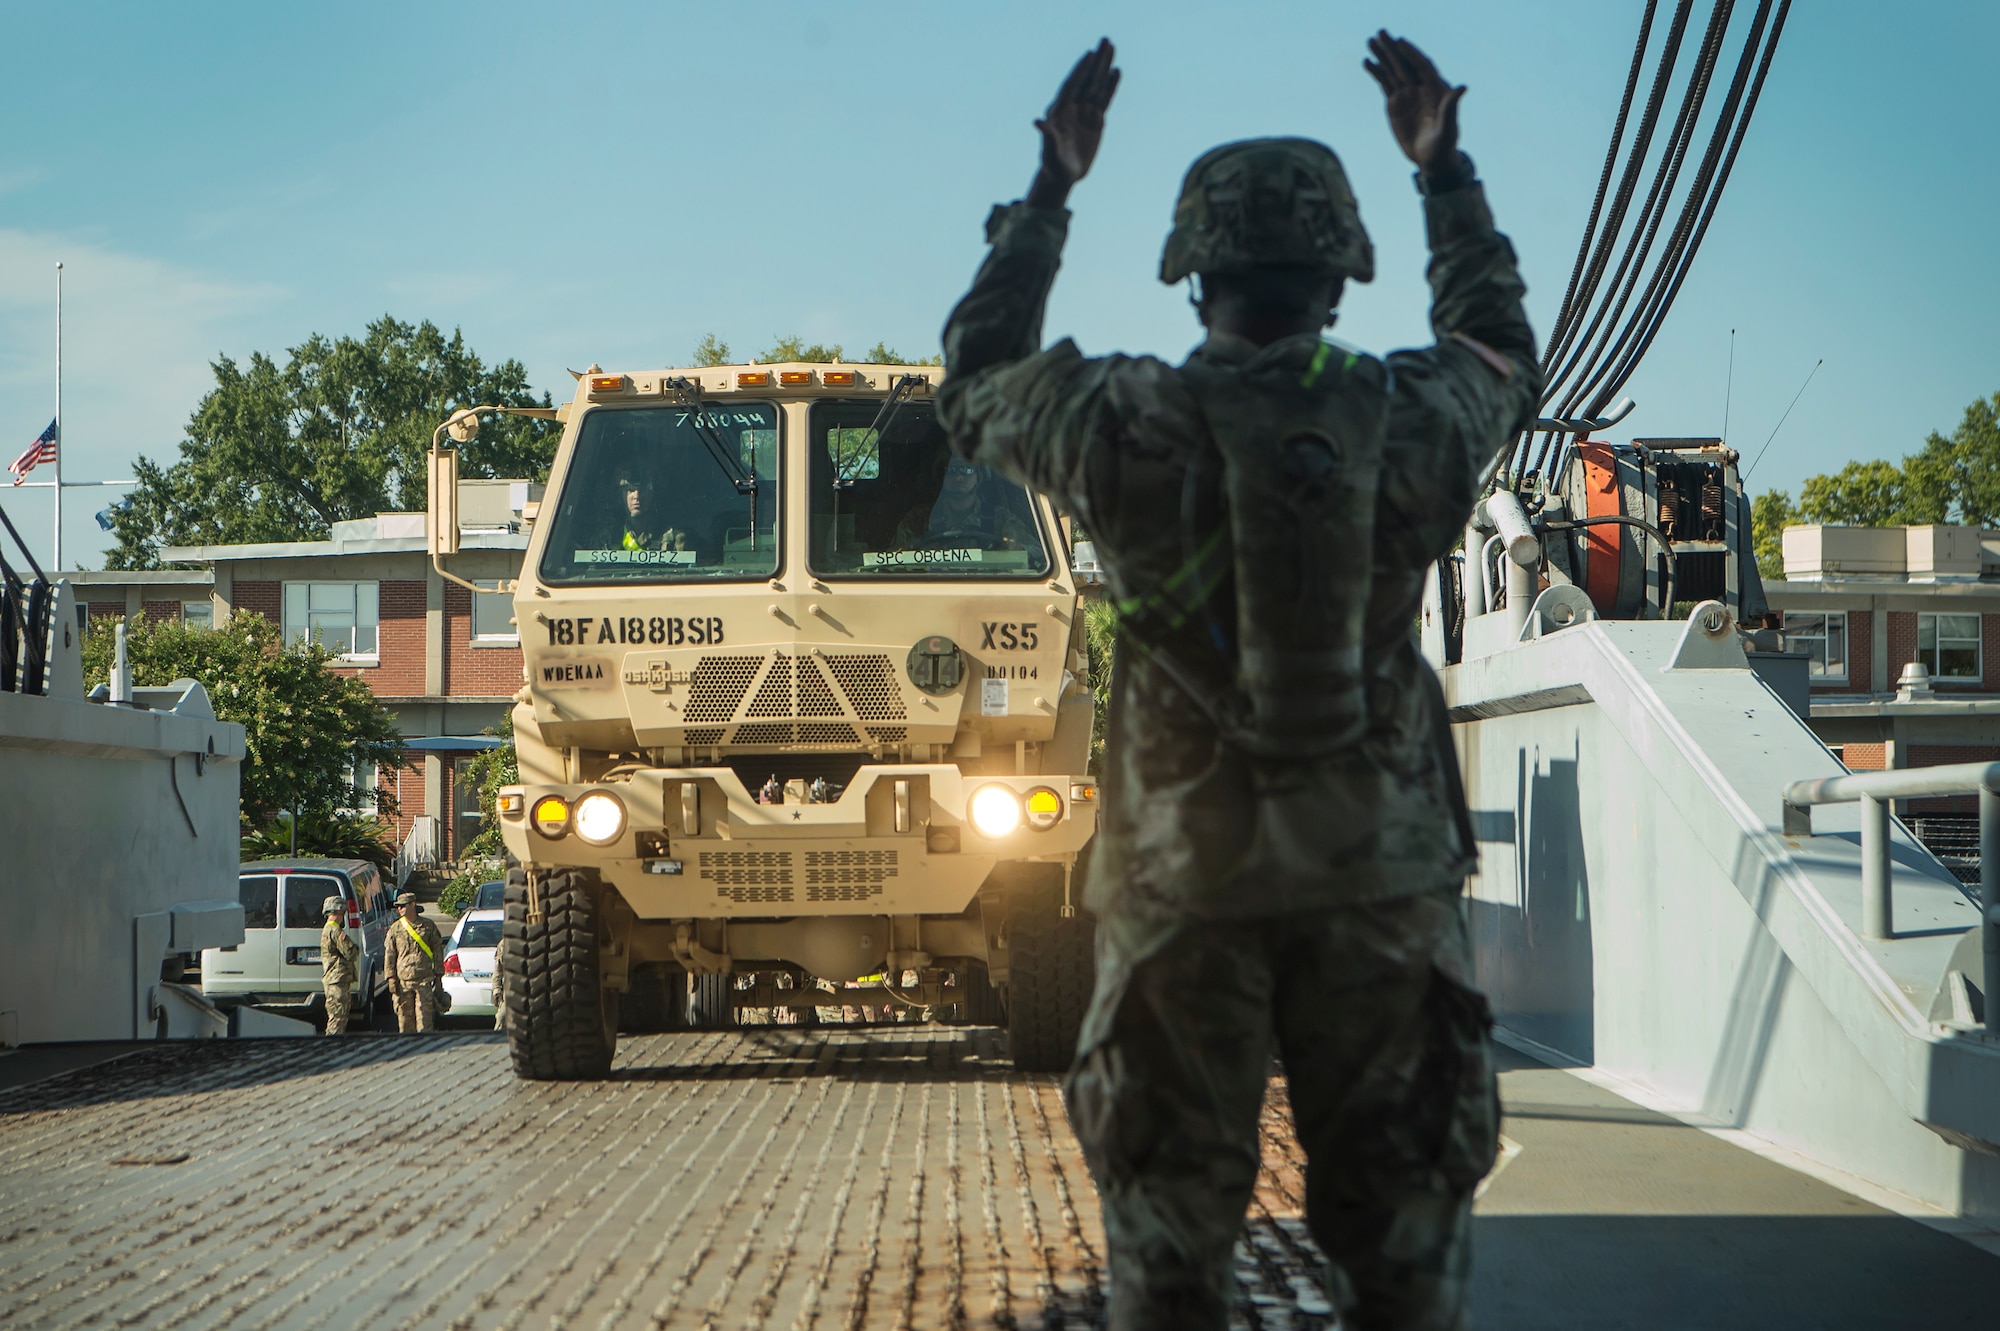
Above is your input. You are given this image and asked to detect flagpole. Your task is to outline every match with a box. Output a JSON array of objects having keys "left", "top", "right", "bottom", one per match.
[{"left": 53, "top": 261, "right": 63, "bottom": 573}]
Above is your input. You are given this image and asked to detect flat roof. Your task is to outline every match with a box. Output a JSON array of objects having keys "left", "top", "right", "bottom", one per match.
[{"left": 162, "top": 529, "right": 528, "bottom": 562}]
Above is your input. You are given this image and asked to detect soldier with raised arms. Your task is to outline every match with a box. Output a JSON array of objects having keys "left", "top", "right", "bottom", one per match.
[{"left": 939, "top": 31, "right": 1542, "bottom": 1330}]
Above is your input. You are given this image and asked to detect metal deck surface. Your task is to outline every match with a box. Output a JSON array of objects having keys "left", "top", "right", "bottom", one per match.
[
  {"left": 0, "top": 1028, "right": 1332, "bottom": 1330},
  {"left": 3, "top": 1029, "right": 1996, "bottom": 1328}
]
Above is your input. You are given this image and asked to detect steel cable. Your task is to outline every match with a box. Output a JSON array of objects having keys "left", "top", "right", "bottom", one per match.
[
  {"left": 1538, "top": 0, "right": 1702, "bottom": 402},
  {"left": 1572, "top": 0, "right": 1775, "bottom": 416},
  {"left": 1545, "top": 0, "right": 1736, "bottom": 420},
  {"left": 1590, "top": 0, "right": 1793, "bottom": 411}
]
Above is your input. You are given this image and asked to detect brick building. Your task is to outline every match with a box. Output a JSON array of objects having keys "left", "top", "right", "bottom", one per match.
[
  {"left": 1772, "top": 524, "right": 2000, "bottom": 851},
  {"left": 80, "top": 480, "right": 537, "bottom": 865}
]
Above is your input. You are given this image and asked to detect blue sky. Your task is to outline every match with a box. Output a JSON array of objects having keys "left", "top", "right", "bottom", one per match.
[{"left": 1, "top": 1, "right": 1992, "bottom": 569}]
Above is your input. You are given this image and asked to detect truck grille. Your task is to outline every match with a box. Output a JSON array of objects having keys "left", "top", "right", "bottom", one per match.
[
  {"left": 693, "top": 847, "right": 898, "bottom": 904},
  {"left": 699, "top": 850, "right": 795, "bottom": 904},
  {"left": 803, "top": 848, "right": 896, "bottom": 902},
  {"left": 684, "top": 657, "right": 765, "bottom": 723},
  {"left": 674, "top": 650, "right": 909, "bottom": 743}
]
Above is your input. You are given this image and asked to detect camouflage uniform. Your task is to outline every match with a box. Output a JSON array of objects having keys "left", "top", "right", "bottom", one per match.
[
  {"left": 940, "top": 142, "right": 1540, "bottom": 1328},
  {"left": 320, "top": 904, "right": 360, "bottom": 1035},
  {"left": 386, "top": 903, "right": 445, "bottom": 1033}
]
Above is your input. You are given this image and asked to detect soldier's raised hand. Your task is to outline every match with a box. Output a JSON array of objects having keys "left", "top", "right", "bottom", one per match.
[
  {"left": 1364, "top": 31, "right": 1465, "bottom": 175},
  {"left": 1028, "top": 39, "right": 1120, "bottom": 208}
]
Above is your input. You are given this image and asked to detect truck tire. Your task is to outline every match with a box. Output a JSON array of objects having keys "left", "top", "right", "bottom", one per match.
[
  {"left": 502, "top": 868, "right": 618, "bottom": 1079},
  {"left": 687, "top": 971, "right": 736, "bottom": 1030},
  {"left": 1005, "top": 877, "right": 1095, "bottom": 1072},
  {"left": 621, "top": 962, "right": 686, "bottom": 1034}
]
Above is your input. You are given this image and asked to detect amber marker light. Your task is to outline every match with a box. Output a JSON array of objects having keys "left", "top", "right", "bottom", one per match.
[
  {"left": 1024, "top": 786, "right": 1063, "bottom": 831},
  {"left": 737, "top": 371, "right": 772, "bottom": 387},
  {"left": 498, "top": 792, "right": 525, "bottom": 817},
  {"left": 778, "top": 371, "right": 813, "bottom": 386},
  {"left": 531, "top": 794, "right": 571, "bottom": 839},
  {"left": 1069, "top": 782, "right": 1097, "bottom": 804},
  {"left": 821, "top": 370, "right": 856, "bottom": 387},
  {"left": 588, "top": 375, "right": 626, "bottom": 393}
]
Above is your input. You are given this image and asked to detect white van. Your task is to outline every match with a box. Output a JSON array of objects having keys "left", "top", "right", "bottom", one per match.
[{"left": 202, "top": 859, "right": 393, "bottom": 1021}]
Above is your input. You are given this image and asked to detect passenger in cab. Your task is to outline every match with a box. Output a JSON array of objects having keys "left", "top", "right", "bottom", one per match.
[{"left": 893, "top": 457, "right": 1034, "bottom": 550}]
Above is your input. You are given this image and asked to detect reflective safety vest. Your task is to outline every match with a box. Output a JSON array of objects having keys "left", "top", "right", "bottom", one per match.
[{"left": 398, "top": 917, "right": 435, "bottom": 960}]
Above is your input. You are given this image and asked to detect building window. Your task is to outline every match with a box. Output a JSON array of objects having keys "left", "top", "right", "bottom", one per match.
[
  {"left": 182, "top": 600, "right": 213, "bottom": 630},
  {"left": 1918, "top": 613, "right": 1981, "bottom": 680},
  {"left": 1782, "top": 612, "right": 1847, "bottom": 681},
  {"left": 471, "top": 579, "right": 516, "bottom": 642},
  {"left": 342, "top": 759, "right": 379, "bottom": 814},
  {"left": 282, "top": 582, "right": 378, "bottom": 660}
]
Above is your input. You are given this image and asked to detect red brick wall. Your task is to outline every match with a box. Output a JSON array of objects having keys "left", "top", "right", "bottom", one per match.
[
  {"left": 1887, "top": 611, "right": 1917, "bottom": 685},
  {"left": 1847, "top": 611, "right": 1872, "bottom": 694},
  {"left": 1843, "top": 742, "right": 1885, "bottom": 771},
  {"left": 141, "top": 599, "right": 179, "bottom": 624},
  {"left": 381, "top": 761, "right": 429, "bottom": 844},
  {"left": 442, "top": 583, "right": 524, "bottom": 697},
  {"left": 1983, "top": 613, "right": 2000, "bottom": 690},
  {"left": 234, "top": 580, "right": 280, "bottom": 624},
  {"left": 1906, "top": 744, "right": 2000, "bottom": 815},
  {"left": 84, "top": 600, "right": 124, "bottom": 623}
]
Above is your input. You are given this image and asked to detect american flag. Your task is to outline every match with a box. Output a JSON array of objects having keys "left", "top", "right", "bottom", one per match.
[{"left": 8, "top": 419, "right": 58, "bottom": 486}]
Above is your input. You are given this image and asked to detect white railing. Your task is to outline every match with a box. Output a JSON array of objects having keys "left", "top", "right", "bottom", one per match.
[
  {"left": 1783, "top": 762, "right": 2000, "bottom": 1033},
  {"left": 393, "top": 816, "right": 441, "bottom": 889}
]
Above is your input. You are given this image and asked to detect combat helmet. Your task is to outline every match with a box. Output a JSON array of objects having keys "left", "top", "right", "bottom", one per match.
[
  {"left": 322, "top": 895, "right": 344, "bottom": 916},
  {"left": 1159, "top": 137, "right": 1374, "bottom": 285}
]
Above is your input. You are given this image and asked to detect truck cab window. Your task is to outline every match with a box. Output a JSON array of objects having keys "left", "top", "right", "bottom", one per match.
[
  {"left": 540, "top": 404, "right": 781, "bottom": 584},
  {"left": 808, "top": 399, "right": 1051, "bottom": 578}
]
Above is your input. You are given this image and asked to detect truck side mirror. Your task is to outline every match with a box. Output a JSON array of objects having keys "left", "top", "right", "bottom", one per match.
[{"left": 429, "top": 448, "right": 461, "bottom": 557}]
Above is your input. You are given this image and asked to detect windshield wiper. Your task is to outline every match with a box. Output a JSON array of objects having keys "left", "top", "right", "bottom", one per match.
[
  {"left": 829, "top": 374, "right": 924, "bottom": 556},
  {"left": 665, "top": 376, "right": 761, "bottom": 549}
]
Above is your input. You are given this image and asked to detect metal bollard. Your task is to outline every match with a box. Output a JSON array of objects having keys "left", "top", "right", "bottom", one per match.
[
  {"left": 1860, "top": 793, "right": 1892, "bottom": 940},
  {"left": 1983, "top": 788, "right": 2000, "bottom": 1035}
]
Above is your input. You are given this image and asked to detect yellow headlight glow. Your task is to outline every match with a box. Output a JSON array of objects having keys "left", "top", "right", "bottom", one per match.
[
  {"left": 1023, "top": 786, "right": 1063, "bottom": 831},
  {"left": 531, "top": 794, "right": 570, "bottom": 839},
  {"left": 572, "top": 791, "right": 627, "bottom": 845},
  {"left": 969, "top": 785, "right": 1022, "bottom": 838}
]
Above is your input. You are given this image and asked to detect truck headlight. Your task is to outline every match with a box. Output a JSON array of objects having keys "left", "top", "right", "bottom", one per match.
[
  {"left": 1023, "top": 786, "right": 1063, "bottom": 831},
  {"left": 572, "top": 792, "right": 627, "bottom": 845},
  {"left": 969, "top": 785, "right": 1022, "bottom": 838},
  {"left": 531, "top": 795, "right": 570, "bottom": 839}
]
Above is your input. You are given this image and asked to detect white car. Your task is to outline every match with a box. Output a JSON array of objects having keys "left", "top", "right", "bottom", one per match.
[{"left": 441, "top": 909, "right": 503, "bottom": 1018}]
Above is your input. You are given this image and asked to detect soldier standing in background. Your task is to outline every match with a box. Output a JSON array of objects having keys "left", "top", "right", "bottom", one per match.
[
  {"left": 386, "top": 891, "right": 445, "bottom": 1033},
  {"left": 319, "top": 896, "right": 360, "bottom": 1035},
  {"left": 939, "top": 32, "right": 1540, "bottom": 1330}
]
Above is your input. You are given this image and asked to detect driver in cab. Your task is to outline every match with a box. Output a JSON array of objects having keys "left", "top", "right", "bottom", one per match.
[
  {"left": 894, "top": 456, "right": 1033, "bottom": 550},
  {"left": 612, "top": 470, "right": 690, "bottom": 556}
]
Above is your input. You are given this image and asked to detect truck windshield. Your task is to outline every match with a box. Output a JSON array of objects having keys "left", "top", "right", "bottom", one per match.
[
  {"left": 539, "top": 404, "right": 781, "bottom": 584},
  {"left": 807, "top": 399, "right": 1050, "bottom": 577}
]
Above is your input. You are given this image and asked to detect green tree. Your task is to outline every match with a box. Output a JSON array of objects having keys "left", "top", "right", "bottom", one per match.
[
  {"left": 108, "top": 316, "right": 557, "bottom": 568},
  {"left": 862, "top": 341, "right": 943, "bottom": 367},
  {"left": 1751, "top": 490, "right": 1799, "bottom": 580},
  {"left": 1082, "top": 598, "right": 1118, "bottom": 774},
  {"left": 81, "top": 613, "right": 405, "bottom": 829},
  {"left": 1796, "top": 460, "right": 1919, "bottom": 526},
  {"left": 688, "top": 332, "right": 941, "bottom": 367}
]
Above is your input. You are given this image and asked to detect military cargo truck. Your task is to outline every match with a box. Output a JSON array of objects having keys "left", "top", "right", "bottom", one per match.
[{"left": 428, "top": 362, "right": 1097, "bottom": 1078}]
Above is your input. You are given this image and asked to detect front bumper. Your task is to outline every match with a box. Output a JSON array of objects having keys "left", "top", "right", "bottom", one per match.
[{"left": 499, "top": 764, "right": 1096, "bottom": 919}]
